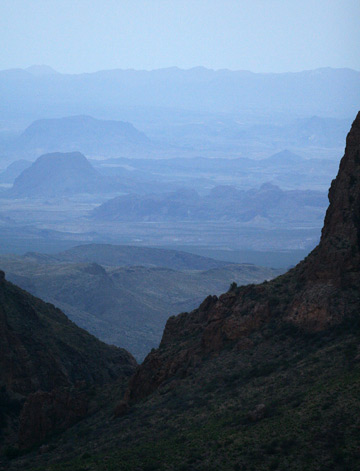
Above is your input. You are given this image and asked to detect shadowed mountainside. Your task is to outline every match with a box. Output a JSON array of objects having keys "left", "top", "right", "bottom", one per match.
[
  {"left": 126, "top": 111, "right": 360, "bottom": 402},
  {"left": 0, "top": 270, "right": 136, "bottom": 449}
]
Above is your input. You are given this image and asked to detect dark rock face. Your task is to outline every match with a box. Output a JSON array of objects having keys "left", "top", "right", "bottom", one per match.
[
  {"left": 284, "top": 112, "right": 360, "bottom": 330},
  {"left": 126, "top": 112, "right": 360, "bottom": 403},
  {"left": 0, "top": 275, "right": 136, "bottom": 395},
  {"left": 305, "top": 111, "right": 360, "bottom": 283},
  {"left": 18, "top": 387, "right": 89, "bottom": 448},
  {"left": 0, "top": 272, "right": 137, "bottom": 448}
]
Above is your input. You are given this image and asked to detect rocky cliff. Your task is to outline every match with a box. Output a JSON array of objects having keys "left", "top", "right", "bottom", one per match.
[{"left": 126, "top": 112, "right": 360, "bottom": 402}]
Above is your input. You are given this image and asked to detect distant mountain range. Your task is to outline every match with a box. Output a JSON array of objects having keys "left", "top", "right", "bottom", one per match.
[
  {"left": 0, "top": 112, "right": 359, "bottom": 471},
  {"left": 0, "top": 67, "right": 357, "bottom": 167},
  {"left": 0, "top": 67, "right": 358, "bottom": 119},
  {"left": 92, "top": 150, "right": 339, "bottom": 191},
  {"left": 155, "top": 115, "right": 353, "bottom": 154},
  {"left": 2, "top": 148, "right": 333, "bottom": 209},
  {"left": 51, "top": 243, "right": 233, "bottom": 270},
  {"left": 91, "top": 182, "right": 328, "bottom": 226}
]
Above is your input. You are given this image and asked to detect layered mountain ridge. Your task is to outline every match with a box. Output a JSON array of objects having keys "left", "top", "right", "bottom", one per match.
[
  {"left": 1, "top": 112, "right": 360, "bottom": 470},
  {"left": 91, "top": 183, "right": 327, "bottom": 225}
]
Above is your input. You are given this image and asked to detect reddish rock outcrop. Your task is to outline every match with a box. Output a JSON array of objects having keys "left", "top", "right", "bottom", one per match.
[{"left": 126, "top": 112, "right": 360, "bottom": 403}]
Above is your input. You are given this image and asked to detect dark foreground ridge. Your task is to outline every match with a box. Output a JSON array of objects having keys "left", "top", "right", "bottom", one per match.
[
  {"left": 0, "top": 272, "right": 136, "bottom": 449},
  {"left": 127, "top": 112, "right": 360, "bottom": 400}
]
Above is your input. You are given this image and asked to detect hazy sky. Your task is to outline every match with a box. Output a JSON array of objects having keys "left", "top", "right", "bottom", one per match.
[{"left": 1, "top": 0, "right": 359, "bottom": 73}]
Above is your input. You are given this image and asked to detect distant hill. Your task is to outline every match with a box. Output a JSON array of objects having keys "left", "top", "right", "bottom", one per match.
[
  {"left": 7, "top": 151, "right": 121, "bottom": 197},
  {"left": 53, "top": 243, "right": 233, "bottom": 270},
  {"left": 25, "top": 64, "right": 59, "bottom": 76},
  {"left": 4, "top": 115, "right": 152, "bottom": 160}
]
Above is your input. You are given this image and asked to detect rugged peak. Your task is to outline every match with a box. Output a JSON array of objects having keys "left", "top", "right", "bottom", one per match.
[
  {"left": 322, "top": 111, "right": 360, "bottom": 240},
  {"left": 301, "top": 111, "right": 360, "bottom": 283}
]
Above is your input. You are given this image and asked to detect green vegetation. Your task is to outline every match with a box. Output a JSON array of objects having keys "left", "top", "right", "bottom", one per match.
[{"left": 6, "top": 318, "right": 359, "bottom": 471}]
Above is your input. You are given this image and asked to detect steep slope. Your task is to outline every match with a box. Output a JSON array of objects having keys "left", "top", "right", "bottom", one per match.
[
  {"left": 127, "top": 111, "right": 360, "bottom": 401},
  {"left": 0, "top": 270, "right": 136, "bottom": 448}
]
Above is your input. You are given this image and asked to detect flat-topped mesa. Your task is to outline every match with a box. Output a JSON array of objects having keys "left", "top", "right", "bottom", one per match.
[{"left": 125, "top": 112, "right": 360, "bottom": 405}]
